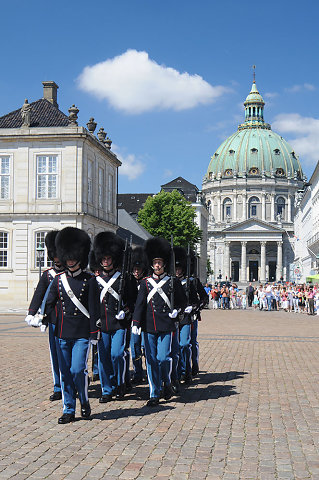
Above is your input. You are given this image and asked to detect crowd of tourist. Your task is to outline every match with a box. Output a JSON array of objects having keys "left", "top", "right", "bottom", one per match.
[{"left": 207, "top": 282, "right": 319, "bottom": 315}]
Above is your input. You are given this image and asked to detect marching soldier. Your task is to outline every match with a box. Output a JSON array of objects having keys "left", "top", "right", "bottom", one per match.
[
  {"left": 90, "top": 232, "right": 137, "bottom": 403},
  {"left": 132, "top": 237, "right": 187, "bottom": 407},
  {"left": 130, "top": 246, "right": 148, "bottom": 383},
  {"left": 190, "top": 252, "right": 209, "bottom": 376},
  {"left": 174, "top": 246, "right": 199, "bottom": 385},
  {"left": 24, "top": 230, "right": 63, "bottom": 401},
  {"left": 45, "top": 227, "right": 98, "bottom": 424}
]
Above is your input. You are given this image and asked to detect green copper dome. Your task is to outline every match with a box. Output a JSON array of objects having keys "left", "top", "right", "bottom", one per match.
[{"left": 205, "top": 82, "right": 303, "bottom": 180}]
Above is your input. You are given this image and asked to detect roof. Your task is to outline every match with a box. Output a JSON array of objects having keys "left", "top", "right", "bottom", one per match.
[
  {"left": 161, "top": 176, "right": 199, "bottom": 202},
  {"left": 117, "top": 193, "right": 153, "bottom": 218},
  {"left": 0, "top": 99, "right": 69, "bottom": 128}
]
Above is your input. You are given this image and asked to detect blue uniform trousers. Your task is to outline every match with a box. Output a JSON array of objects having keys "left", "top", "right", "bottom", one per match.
[
  {"left": 191, "top": 320, "right": 199, "bottom": 369},
  {"left": 179, "top": 323, "right": 192, "bottom": 377},
  {"left": 48, "top": 323, "right": 61, "bottom": 393},
  {"left": 170, "top": 329, "right": 180, "bottom": 383},
  {"left": 144, "top": 332, "right": 172, "bottom": 399},
  {"left": 130, "top": 330, "right": 145, "bottom": 380},
  {"left": 57, "top": 338, "right": 90, "bottom": 414},
  {"left": 98, "top": 329, "right": 127, "bottom": 396}
]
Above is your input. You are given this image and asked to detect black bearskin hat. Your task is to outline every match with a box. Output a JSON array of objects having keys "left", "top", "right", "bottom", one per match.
[
  {"left": 55, "top": 227, "right": 91, "bottom": 269},
  {"left": 131, "top": 246, "right": 148, "bottom": 275},
  {"left": 174, "top": 246, "right": 187, "bottom": 273},
  {"left": 93, "top": 231, "right": 125, "bottom": 268},
  {"left": 145, "top": 237, "right": 170, "bottom": 268},
  {"left": 45, "top": 230, "right": 59, "bottom": 261},
  {"left": 89, "top": 250, "right": 100, "bottom": 274}
]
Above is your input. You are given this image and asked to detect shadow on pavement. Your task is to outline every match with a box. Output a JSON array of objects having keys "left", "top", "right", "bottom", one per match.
[
  {"left": 90, "top": 403, "right": 174, "bottom": 421},
  {"left": 192, "top": 370, "right": 249, "bottom": 385}
]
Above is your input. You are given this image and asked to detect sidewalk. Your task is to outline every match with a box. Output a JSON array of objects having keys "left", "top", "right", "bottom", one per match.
[{"left": 0, "top": 309, "right": 319, "bottom": 479}]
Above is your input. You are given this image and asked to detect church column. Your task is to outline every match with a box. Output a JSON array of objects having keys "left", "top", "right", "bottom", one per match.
[
  {"left": 217, "top": 194, "right": 221, "bottom": 223},
  {"left": 287, "top": 195, "right": 292, "bottom": 222},
  {"left": 262, "top": 193, "right": 266, "bottom": 221},
  {"left": 244, "top": 193, "right": 248, "bottom": 220},
  {"left": 260, "top": 241, "right": 266, "bottom": 283},
  {"left": 276, "top": 241, "right": 283, "bottom": 281},
  {"left": 224, "top": 241, "right": 230, "bottom": 280},
  {"left": 240, "top": 241, "right": 247, "bottom": 282},
  {"left": 233, "top": 195, "right": 237, "bottom": 221},
  {"left": 271, "top": 194, "right": 275, "bottom": 221}
]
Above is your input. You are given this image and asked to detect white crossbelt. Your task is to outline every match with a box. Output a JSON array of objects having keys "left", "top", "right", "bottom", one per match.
[
  {"left": 96, "top": 272, "right": 121, "bottom": 303},
  {"left": 147, "top": 276, "right": 171, "bottom": 309},
  {"left": 48, "top": 269, "right": 57, "bottom": 278},
  {"left": 60, "top": 273, "right": 90, "bottom": 318}
]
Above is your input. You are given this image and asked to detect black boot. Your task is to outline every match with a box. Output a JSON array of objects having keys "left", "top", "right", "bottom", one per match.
[
  {"left": 163, "top": 383, "right": 173, "bottom": 400},
  {"left": 116, "top": 384, "right": 126, "bottom": 399},
  {"left": 49, "top": 391, "right": 62, "bottom": 401},
  {"left": 81, "top": 402, "right": 91, "bottom": 419},
  {"left": 58, "top": 413, "right": 75, "bottom": 424}
]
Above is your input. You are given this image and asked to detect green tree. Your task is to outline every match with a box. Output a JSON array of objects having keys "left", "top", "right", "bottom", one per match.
[{"left": 137, "top": 190, "right": 202, "bottom": 248}]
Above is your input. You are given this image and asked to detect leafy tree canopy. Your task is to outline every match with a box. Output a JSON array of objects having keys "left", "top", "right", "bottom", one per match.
[{"left": 137, "top": 190, "right": 202, "bottom": 248}]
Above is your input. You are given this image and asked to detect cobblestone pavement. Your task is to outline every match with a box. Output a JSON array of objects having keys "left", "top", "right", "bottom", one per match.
[{"left": 1, "top": 309, "right": 319, "bottom": 480}]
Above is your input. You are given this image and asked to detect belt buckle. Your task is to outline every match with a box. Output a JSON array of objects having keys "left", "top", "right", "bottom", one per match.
[{"left": 157, "top": 287, "right": 163, "bottom": 294}]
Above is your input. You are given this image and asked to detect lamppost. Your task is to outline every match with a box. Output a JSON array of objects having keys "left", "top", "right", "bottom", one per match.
[{"left": 37, "top": 243, "right": 45, "bottom": 280}]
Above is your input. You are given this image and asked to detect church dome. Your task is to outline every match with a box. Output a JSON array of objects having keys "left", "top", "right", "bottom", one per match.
[{"left": 205, "top": 81, "right": 303, "bottom": 180}]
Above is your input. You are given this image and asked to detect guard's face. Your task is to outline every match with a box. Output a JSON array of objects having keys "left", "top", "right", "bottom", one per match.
[
  {"left": 152, "top": 258, "right": 164, "bottom": 275},
  {"left": 53, "top": 257, "right": 62, "bottom": 269},
  {"left": 133, "top": 265, "right": 143, "bottom": 280},
  {"left": 66, "top": 259, "right": 80, "bottom": 271},
  {"left": 176, "top": 266, "right": 183, "bottom": 278},
  {"left": 101, "top": 255, "right": 113, "bottom": 270}
]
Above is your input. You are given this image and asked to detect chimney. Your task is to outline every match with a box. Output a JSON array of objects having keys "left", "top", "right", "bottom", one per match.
[{"left": 42, "top": 81, "right": 59, "bottom": 108}]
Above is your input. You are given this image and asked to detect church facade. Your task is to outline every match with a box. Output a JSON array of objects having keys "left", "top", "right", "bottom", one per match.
[{"left": 202, "top": 81, "right": 305, "bottom": 283}]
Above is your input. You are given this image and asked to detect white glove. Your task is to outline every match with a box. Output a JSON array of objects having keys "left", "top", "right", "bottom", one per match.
[
  {"left": 116, "top": 310, "right": 125, "bottom": 320},
  {"left": 169, "top": 309, "right": 178, "bottom": 319},
  {"left": 24, "top": 315, "right": 33, "bottom": 326},
  {"left": 132, "top": 326, "right": 141, "bottom": 335},
  {"left": 30, "top": 314, "right": 43, "bottom": 327},
  {"left": 185, "top": 306, "right": 193, "bottom": 314},
  {"left": 91, "top": 339, "right": 98, "bottom": 346},
  {"left": 40, "top": 324, "right": 47, "bottom": 333}
]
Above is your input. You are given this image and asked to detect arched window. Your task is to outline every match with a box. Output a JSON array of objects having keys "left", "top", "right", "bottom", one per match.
[
  {"left": 276, "top": 197, "right": 286, "bottom": 220},
  {"left": 248, "top": 196, "right": 260, "bottom": 218},
  {"left": 223, "top": 197, "right": 232, "bottom": 221}
]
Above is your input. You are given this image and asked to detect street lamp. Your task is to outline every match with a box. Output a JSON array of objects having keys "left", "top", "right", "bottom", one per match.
[{"left": 36, "top": 243, "right": 45, "bottom": 280}]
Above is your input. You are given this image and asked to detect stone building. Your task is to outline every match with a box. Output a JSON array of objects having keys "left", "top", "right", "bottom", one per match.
[
  {"left": 293, "top": 160, "right": 319, "bottom": 282},
  {"left": 202, "top": 81, "right": 305, "bottom": 283},
  {"left": 0, "top": 81, "right": 120, "bottom": 309}
]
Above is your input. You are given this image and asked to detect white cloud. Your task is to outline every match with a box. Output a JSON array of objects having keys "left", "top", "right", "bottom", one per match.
[
  {"left": 77, "top": 49, "right": 229, "bottom": 114},
  {"left": 272, "top": 113, "right": 319, "bottom": 165},
  {"left": 285, "top": 83, "right": 316, "bottom": 93},
  {"left": 264, "top": 92, "right": 279, "bottom": 99},
  {"left": 112, "top": 145, "right": 145, "bottom": 180}
]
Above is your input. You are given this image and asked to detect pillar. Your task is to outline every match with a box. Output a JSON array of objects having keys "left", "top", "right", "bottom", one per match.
[
  {"left": 262, "top": 193, "right": 266, "bottom": 221},
  {"left": 277, "top": 241, "right": 283, "bottom": 281},
  {"left": 224, "top": 241, "right": 230, "bottom": 280},
  {"left": 260, "top": 241, "right": 266, "bottom": 283},
  {"left": 271, "top": 194, "right": 275, "bottom": 221},
  {"left": 242, "top": 193, "right": 247, "bottom": 221},
  {"left": 217, "top": 194, "right": 221, "bottom": 223},
  {"left": 240, "top": 241, "right": 247, "bottom": 282},
  {"left": 287, "top": 195, "right": 292, "bottom": 222}
]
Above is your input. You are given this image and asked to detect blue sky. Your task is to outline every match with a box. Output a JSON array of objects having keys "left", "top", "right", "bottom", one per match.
[{"left": 1, "top": 0, "right": 318, "bottom": 192}]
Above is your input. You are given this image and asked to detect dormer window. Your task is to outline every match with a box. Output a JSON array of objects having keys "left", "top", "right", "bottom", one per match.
[
  {"left": 224, "top": 169, "right": 233, "bottom": 176},
  {"left": 250, "top": 148, "right": 258, "bottom": 154},
  {"left": 276, "top": 168, "right": 284, "bottom": 176},
  {"left": 274, "top": 149, "right": 280, "bottom": 155},
  {"left": 229, "top": 149, "right": 235, "bottom": 155},
  {"left": 291, "top": 151, "right": 296, "bottom": 158},
  {"left": 214, "top": 153, "right": 219, "bottom": 157},
  {"left": 249, "top": 167, "right": 259, "bottom": 175}
]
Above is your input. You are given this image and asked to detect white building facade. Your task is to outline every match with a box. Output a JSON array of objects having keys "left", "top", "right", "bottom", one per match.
[
  {"left": 293, "top": 161, "right": 319, "bottom": 282},
  {"left": 0, "top": 81, "right": 120, "bottom": 309},
  {"left": 202, "top": 81, "right": 305, "bottom": 284}
]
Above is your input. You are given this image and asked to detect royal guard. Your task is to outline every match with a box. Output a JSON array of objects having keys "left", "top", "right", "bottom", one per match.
[
  {"left": 130, "top": 246, "right": 148, "bottom": 383},
  {"left": 189, "top": 251, "right": 209, "bottom": 376},
  {"left": 132, "top": 237, "right": 187, "bottom": 406},
  {"left": 174, "top": 246, "right": 200, "bottom": 385},
  {"left": 90, "top": 232, "right": 137, "bottom": 403},
  {"left": 45, "top": 227, "right": 98, "bottom": 424},
  {"left": 24, "top": 230, "right": 63, "bottom": 401},
  {"left": 88, "top": 251, "right": 101, "bottom": 382}
]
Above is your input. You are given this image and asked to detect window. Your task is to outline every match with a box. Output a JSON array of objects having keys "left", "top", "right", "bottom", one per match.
[
  {"left": 224, "top": 169, "right": 233, "bottom": 176},
  {"left": 0, "top": 156, "right": 10, "bottom": 199},
  {"left": 88, "top": 160, "right": 93, "bottom": 203},
  {"left": 249, "top": 167, "right": 259, "bottom": 175},
  {"left": 98, "top": 167, "right": 104, "bottom": 208},
  {"left": 277, "top": 197, "right": 286, "bottom": 218},
  {"left": 108, "top": 174, "right": 114, "bottom": 213},
  {"left": 226, "top": 205, "right": 231, "bottom": 216},
  {"left": 35, "top": 232, "right": 52, "bottom": 269},
  {"left": 251, "top": 148, "right": 258, "bottom": 153},
  {"left": 249, "top": 196, "right": 260, "bottom": 218},
  {"left": 223, "top": 198, "right": 232, "bottom": 220},
  {"left": 251, "top": 205, "right": 257, "bottom": 216},
  {"left": 0, "top": 232, "right": 8, "bottom": 267},
  {"left": 276, "top": 168, "right": 284, "bottom": 176},
  {"left": 274, "top": 149, "right": 280, "bottom": 155},
  {"left": 36, "top": 156, "right": 57, "bottom": 199}
]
